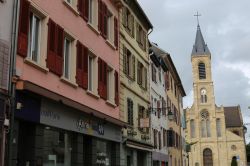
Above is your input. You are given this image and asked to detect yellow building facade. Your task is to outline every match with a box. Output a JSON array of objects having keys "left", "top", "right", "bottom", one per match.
[{"left": 185, "top": 25, "right": 247, "bottom": 166}]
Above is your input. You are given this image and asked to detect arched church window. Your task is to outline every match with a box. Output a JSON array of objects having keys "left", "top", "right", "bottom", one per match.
[
  {"left": 198, "top": 62, "right": 206, "bottom": 79},
  {"left": 200, "top": 88, "right": 207, "bottom": 103},
  {"left": 200, "top": 110, "right": 211, "bottom": 137},
  {"left": 203, "top": 148, "right": 213, "bottom": 166}
]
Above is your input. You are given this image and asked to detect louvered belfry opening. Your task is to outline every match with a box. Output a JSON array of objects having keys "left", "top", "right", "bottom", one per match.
[{"left": 198, "top": 62, "right": 206, "bottom": 79}]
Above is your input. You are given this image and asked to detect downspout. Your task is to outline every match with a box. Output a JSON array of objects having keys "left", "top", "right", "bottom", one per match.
[{"left": 7, "top": 0, "right": 19, "bottom": 165}]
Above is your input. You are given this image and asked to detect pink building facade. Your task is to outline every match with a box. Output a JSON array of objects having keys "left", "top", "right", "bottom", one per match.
[{"left": 11, "top": 0, "right": 124, "bottom": 165}]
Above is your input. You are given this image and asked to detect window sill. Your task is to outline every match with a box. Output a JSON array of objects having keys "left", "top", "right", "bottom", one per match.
[
  {"left": 105, "top": 40, "right": 117, "bottom": 50},
  {"left": 63, "top": 0, "right": 79, "bottom": 16},
  {"left": 87, "top": 22, "right": 100, "bottom": 35},
  {"left": 60, "top": 77, "right": 78, "bottom": 88},
  {"left": 106, "top": 100, "right": 117, "bottom": 108},
  {"left": 86, "top": 90, "right": 100, "bottom": 99},
  {"left": 24, "top": 58, "right": 49, "bottom": 73}
]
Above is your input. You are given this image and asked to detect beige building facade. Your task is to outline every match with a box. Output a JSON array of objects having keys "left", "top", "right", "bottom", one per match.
[{"left": 185, "top": 24, "right": 247, "bottom": 166}]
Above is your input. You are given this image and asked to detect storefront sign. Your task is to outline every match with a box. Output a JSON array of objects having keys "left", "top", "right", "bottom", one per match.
[
  {"left": 76, "top": 119, "right": 104, "bottom": 135},
  {"left": 40, "top": 98, "right": 121, "bottom": 142}
]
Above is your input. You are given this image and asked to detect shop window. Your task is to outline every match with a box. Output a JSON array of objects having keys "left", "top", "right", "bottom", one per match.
[{"left": 43, "top": 128, "right": 72, "bottom": 166}]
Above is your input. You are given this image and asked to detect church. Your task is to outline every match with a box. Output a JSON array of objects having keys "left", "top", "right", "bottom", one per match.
[{"left": 184, "top": 22, "right": 247, "bottom": 166}]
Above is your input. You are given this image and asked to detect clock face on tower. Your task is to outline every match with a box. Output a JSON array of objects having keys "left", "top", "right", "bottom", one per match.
[{"left": 201, "top": 88, "right": 207, "bottom": 95}]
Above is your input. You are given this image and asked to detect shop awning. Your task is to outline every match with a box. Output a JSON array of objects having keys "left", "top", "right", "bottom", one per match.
[
  {"left": 16, "top": 80, "right": 127, "bottom": 127},
  {"left": 152, "top": 151, "right": 168, "bottom": 162},
  {"left": 125, "top": 139, "right": 153, "bottom": 152}
]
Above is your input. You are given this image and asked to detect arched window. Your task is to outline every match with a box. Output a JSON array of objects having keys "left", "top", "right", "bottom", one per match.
[
  {"left": 200, "top": 88, "right": 207, "bottom": 103},
  {"left": 203, "top": 148, "right": 213, "bottom": 166},
  {"left": 200, "top": 110, "right": 211, "bottom": 137},
  {"left": 198, "top": 62, "right": 206, "bottom": 79}
]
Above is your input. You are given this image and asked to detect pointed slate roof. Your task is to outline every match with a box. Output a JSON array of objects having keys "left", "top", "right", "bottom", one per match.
[{"left": 191, "top": 25, "right": 211, "bottom": 56}]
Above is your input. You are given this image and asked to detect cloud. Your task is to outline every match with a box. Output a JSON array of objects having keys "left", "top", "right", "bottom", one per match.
[{"left": 138, "top": 0, "right": 250, "bottom": 143}]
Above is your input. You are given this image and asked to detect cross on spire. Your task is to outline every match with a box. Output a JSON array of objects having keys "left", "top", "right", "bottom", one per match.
[{"left": 194, "top": 11, "right": 201, "bottom": 25}]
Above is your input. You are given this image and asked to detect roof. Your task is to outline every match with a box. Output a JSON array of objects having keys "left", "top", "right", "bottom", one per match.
[
  {"left": 150, "top": 42, "right": 186, "bottom": 97},
  {"left": 224, "top": 106, "right": 243, "bottom": 128},
  {"left": 191, "top": 25, "right": 211, "bottom": 56},
  {"left": 125, "top": 0, "right": 153, "bottom": 30}
]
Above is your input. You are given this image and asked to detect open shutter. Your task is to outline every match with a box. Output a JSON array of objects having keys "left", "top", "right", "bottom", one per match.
[
  {"left": 123, "top": 45, "right": 127, "bottom": 74},
  {"left": 114, "top": 17, "right": 118, "bottom": 48},
  {"left": 83, "top": 0, "right": 89, "bottom": 21},
  {"left": 82, "top": 46, "right": 88, "bottom": 89},
  {"left": 136, "top": 22, "right": 139, "bottom": 42},
  {"left": 115, "top": 71, "right": 119, "bottom": 106},
  {"left": 76, "top": 41, "right": 84, "bottom": 87},
  {"left": 17, "top": 0, "right": 30, "bottom": 57},
  {"left": 98, "top": 58, "right": 107, "bottom": 99},
  {"left": 165, "top": 71, "right": 170, "bottom": 90},
  {"left": 98, "top": 0, "right": 102, "bottom": 32},
  {"left": 102, "top": 3, "right": 108, "bottom": 39},
  {"left": 56, "top": 25, "right": 64, "bottom": 76},
  {"left": 78, "top": 0, "right": 84, "bottom": 17},
  {"left": 47, "top": 19, "right": 57, "bottom": 72},
  {"left": 98, "top": 58, "right": 102, "bottom": 94}
]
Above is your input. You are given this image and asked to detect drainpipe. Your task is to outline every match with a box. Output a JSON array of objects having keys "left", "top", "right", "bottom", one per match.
[{"left": 7, "top": 0, "right": 19, "bottom": 165}]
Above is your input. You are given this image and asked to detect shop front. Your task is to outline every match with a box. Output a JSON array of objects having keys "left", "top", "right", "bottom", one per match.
[
  {"left": 13, "top": 91, "right": 122, "bottom": 166},
  {"left": 152, "top": 152, "right": 168, "bottom": 166}
]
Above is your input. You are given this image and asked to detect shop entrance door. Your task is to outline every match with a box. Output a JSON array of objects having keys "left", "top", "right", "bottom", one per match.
[{"left": 137, "top": 151, "right": 146, "bottom": 166}]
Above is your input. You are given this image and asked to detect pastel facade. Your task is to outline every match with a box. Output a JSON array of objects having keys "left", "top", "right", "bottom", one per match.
[
  {"left": 118, "top": 0, "right": 153, "bottom": 165},
  {"left": 185, "top": 25, "right": 247, "bottom": 166},
  {"left": 149, "top": 43, "right": 169, "bottom": 166},
  {"left": 12, "top": 0, "right": 124, "bottom": 165}
]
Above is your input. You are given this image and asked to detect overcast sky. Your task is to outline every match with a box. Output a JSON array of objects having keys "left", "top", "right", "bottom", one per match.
[{"left": 138, "top": 0, "right": 250, "bottom": 143}]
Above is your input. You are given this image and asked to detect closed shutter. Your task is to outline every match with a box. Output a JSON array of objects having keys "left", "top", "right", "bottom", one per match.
[
  {"left": 114, "top": 71, "right": 119, "bottom": 106},
  {"left": 162, "top": 98, "right": 166, "bottom": 116},
  {"left": 114, "top": 17, "right": 118, "bottom": 48},
  {"left": 136, "top": 22, "right": 139, "bottom": 42},
  {"left": 17, "top": 0, "right": 30, "bottom": 57},
  {"left": 143, "top": 67, "right": 147, "bottom": 89},
  {"left": 159, "top": 132, "right": 161, "bottom": 149},
  {"left": 82, "top": 46, "right": 88, "bottom": 89},
  {"left": 127, "top": 98, "right": 133, "bottom": 125},
  {"left": 137, "top": 62, "right": 141, "bottom": 85},
  {"left": 157, "top": 100, "right": 160, "bottom": 118},
  {"left": 142, "top": 30, "right": 146, "bottom": 50},
  {"left": 76, "top": 41, "right": 84, "bottom": 87},
  {"left": 56, "top": 25, "right": 64, "bottom": 76},
  {"left": 165, "top": 71, "right": 170, "bottom": 90},
  {"left": 47, "top": 19, "right": 57, "bottom": 72},
  {"left": 98, "top": 0, "right": 102, "bottom": 31}
]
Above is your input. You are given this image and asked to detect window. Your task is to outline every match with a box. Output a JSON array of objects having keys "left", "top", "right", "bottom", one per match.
[
  {"left": 106, "top": 11, "right": 113, "bottom": 42},
  {"left": 28, "top": 13, "right": 41, "bottom": 63},
  {"left": 106, "top": 67, "right": 114, "bottom": 101},
  {"left": 127, "top": 98, "right": 133, "bottom": 126},
  {"left": 123, "top": 46, "right": 135, "bottom": 80},
  {"left": 190, "top": 119, "right": 195, "bottom": 138},
  {"left": 151, "top": 65, "right": 157, "bottom": 82},
  {"left": 63, "top": 37, "right": 71, "bottom": 79},
  {"left": 200, "top": 110, "right": 211, "bottom": 138},
  {"left": 200, "top": 88, "right": 207, "bottom": 103},
  {"left": 136, "top": 23, "right": 146, "bottom": 50},
  {"left": 138, "top": 105, "right": 145, "bottom": 132},
  {"left": 122, "top": 7, "right": 134, "bottom": 37},
  {"left": 158, "top": 131, "right": 161, "bottom": 149},
  {"left": 159, "top": 67, "right": 162, "bottom": 82},
  {"left": 153, "top": 129, "right": 158, "bottom": 148},
  {"left": 167, "top": 129, "right": 174, "bottom": 147},
  {"left": 88, "top": 0, "right": 93, "bottom": 23},
  {"left": 216, "top": 119, "right": 221, "bottom": 137},
  {"left": 198, "top": 62, "right": 206, "bottom": 79},
  {"left": 137, "top": 61, "right": 147, "bottom": 89}
]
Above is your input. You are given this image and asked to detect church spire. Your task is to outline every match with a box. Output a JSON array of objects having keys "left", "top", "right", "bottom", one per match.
[{"left": 191, "top": 14, "right": 211, "bottom": 56}]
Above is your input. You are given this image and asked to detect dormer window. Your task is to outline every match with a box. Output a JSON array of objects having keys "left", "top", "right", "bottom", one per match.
[{"left": 198, "top": 62, "right": 206, "bottom": 79}]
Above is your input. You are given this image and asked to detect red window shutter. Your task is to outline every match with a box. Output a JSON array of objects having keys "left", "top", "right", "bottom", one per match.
[
  {"left": 17, "top": 0, "right": 30, "bottom": 57},
  {"left": 98, "top": 0, "right": 102, "bottom": 32},
  {"left": 114, "top": 17, "right": 118, "bottom": 48},
  {"left": 102, "top": 3, "right": 107, "bottom": 39},
  {"left": 56, "top": 25, "right": 64, "bottom": 76},
  {"left": 82, "top": 46, "right": 88, "bottom": 89},
  {"left": 115, "top": 71, "right": 119, "bottom": 105},
  {"left": 77, "top": 0, "right": 84, "bottom": 17},
  {"left": 76, "top": 41, "right": 83, "bottom": 87},
  {"left": 47, "top": 19, "right": 57, "bottom": 72},
  {"left": 98, "top": 58, "right": 103, "bottom": 95},
  {"left": 103, "top": 61, "right": 107, "bottom": 99},
  {"left": 83, "top": 0, "right": 89, "bottom": 21}
]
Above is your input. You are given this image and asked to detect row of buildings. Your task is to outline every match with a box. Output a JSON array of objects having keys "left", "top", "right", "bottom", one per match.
[{"left": 0, "top": 0, "right": 186, "bottom": 165}]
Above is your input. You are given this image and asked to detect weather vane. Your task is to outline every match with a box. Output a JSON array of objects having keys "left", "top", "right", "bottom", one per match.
[{"left": 194, "top": 11, "right": 201, "bottom": 25}]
